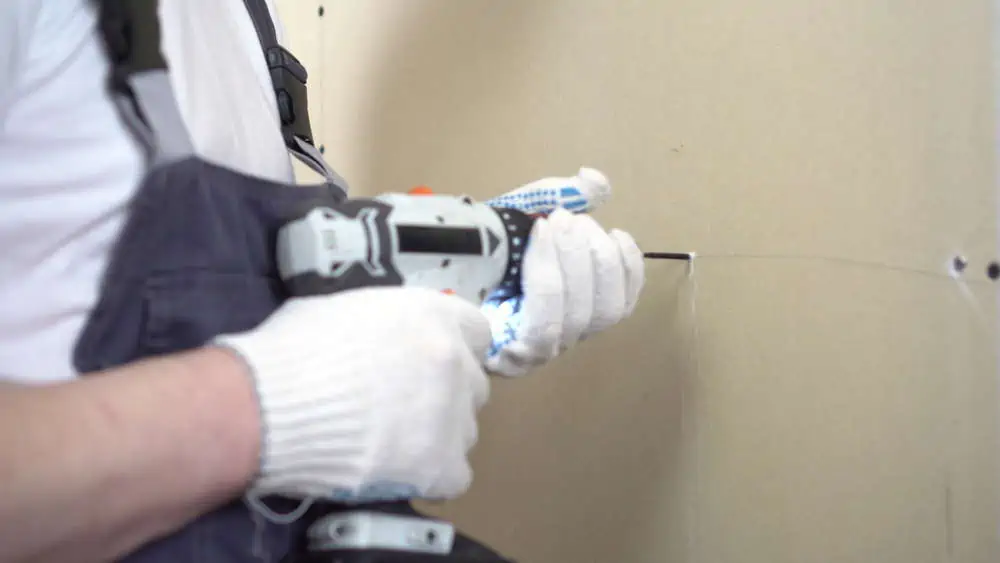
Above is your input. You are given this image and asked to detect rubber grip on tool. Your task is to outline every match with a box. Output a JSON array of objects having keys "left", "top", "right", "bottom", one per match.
[{"left": 490, "top": 206, "right": 536, "bottom": 300}]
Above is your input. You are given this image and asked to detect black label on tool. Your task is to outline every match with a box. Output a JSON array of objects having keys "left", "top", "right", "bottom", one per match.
[{"left": 396, "top": 225, "right": 483, "bottom": 255}]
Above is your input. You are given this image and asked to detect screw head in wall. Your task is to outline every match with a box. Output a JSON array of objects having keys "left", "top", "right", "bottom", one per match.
[{"left": 952, "top": 255, "right": 968, "bottom": 274}]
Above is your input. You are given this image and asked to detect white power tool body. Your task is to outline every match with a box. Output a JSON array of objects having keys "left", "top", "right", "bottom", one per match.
[{"left": 277, "top": 193, "right": 535, "bottom": 307}]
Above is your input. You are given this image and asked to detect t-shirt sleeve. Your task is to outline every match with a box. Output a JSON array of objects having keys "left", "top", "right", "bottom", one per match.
[
  {"left": 0, "top": 4, "right": 21, "bottom": 95},
  {"left": 0, "top": 0, "right": 41, "bottom": 116}
]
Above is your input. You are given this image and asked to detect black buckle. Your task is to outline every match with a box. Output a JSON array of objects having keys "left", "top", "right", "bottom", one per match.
[
  {"left": 266, "top": 46, "right": 314, "bottom": 146},
  {"left": 100, "top": 13, "right": 132, "bottom": 65},
  {"left": 97, "top": 2, "right": 134, "bottom": 97}
]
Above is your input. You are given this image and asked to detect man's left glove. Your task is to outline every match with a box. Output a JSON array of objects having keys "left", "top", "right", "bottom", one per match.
[{"left": 482, "top": 169, "right": 645, "bottom": 377}]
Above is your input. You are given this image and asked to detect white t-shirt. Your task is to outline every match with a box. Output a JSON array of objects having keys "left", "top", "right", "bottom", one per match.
[{"left": 0, "top": 0, "right": 296, "bottom": 383}]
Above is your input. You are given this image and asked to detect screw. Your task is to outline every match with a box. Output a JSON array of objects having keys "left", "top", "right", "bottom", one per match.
[
  {"left": 952, "top": 256, "right": 968, "bottom": 274},
  {"left": 409, "top": 528, "right": 439, "bottom": 546},
  {"left": 988, "top": 261, "right": 1000, "bottom": 281},
  {"left": 332, "top": 522, "right": 351, "bottom": 538},
  {"left": 319, "top": 144, "right": 325, "bottom": 154},
  {"left": 318, "top": 6, "right": 325, "bottom": 17}
]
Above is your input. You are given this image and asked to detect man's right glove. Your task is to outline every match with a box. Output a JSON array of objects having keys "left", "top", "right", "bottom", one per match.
[
  {"left": 213, "top": 286, "right": 492, "bottom": 504},
  {"left": 482, "top": 168, "right": 646, "bottom": 377}
]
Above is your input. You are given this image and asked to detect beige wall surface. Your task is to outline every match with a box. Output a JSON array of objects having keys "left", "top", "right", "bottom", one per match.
[{"left": 276, "top": 1, "right": 999, "bottom": 562}]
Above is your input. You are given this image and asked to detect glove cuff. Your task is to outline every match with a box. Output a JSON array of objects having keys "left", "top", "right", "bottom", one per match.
[{"left": 214, "top": 325, "right": 373, "bottom": 498}]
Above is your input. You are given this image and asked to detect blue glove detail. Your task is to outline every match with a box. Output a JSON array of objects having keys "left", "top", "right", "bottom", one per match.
[
  {"left": 485, "top": 185, "right": 588, "bottom": 215},
  {"left": 482, "top": 292, "right": 525, "bottom": 359},
  {"left": 327, "top": 481, "right": 422, "bottom": 504}
]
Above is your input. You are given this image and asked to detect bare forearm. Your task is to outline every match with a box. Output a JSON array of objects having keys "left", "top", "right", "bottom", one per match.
[{"left": 0, "top": 347, "right": 261, "bottom": 563}]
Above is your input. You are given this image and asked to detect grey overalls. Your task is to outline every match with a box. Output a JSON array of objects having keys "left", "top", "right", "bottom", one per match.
[{"left": 73, "top": 1, "right": 347, "bottom": 560}]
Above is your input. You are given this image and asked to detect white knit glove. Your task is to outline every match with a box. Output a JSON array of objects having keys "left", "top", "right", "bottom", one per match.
[
  {"left": 213, "top": 286, "right": 492, "bottom": 503},
  {"left": 482, "top": 168, "right": 646, "bottom": 377}
]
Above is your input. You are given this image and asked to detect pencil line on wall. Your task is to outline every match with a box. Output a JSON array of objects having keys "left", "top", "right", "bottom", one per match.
[{"left": 693, "top": 252, "right": 991, "bottom": 284}]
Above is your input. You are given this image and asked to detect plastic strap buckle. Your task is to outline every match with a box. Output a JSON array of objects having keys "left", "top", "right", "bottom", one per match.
[{"left": 265, "top": 45, "right": 315, "bottom": 146}]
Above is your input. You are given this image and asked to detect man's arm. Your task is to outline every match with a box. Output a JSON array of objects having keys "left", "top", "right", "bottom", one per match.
[{"left": 0, "top": 348, "right": 261, "bottom": 563}]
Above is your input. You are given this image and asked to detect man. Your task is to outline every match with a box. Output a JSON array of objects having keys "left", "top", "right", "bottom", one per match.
[{"left": 0, "top": 1, "right": 645, "bottom": 562}]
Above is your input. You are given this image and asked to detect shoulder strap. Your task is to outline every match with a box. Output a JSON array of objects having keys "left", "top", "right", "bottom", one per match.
[
  {"left": 91, "top": 0, "right": 347, "bottom": 192},
  {"left": 240, "top": 0, "right": 347, "bottom": 189},
  {"left": 92, "top": 0, "right": 195, "bottom": 165}
]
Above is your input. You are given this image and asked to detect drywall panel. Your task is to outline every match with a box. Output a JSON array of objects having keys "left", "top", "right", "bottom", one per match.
[
  {"left": 685, "top": 260, "right": 996, "bottom": 563},
  {"left": 275, "top": 1, "right": 999, "bottom": 562}
]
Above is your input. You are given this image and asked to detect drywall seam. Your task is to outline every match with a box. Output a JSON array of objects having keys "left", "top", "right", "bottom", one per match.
[
  {"left": 684, "top": 256, "right": 700, "bottom": 563},
  {"left": 994, "top": 0, "right": 1000, "bottom": 556}
]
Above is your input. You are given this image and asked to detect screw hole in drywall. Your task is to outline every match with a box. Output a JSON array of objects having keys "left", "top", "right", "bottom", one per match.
[
  {"left": 318, "top": 5, "right": 325, "bottom": 17},
  {"left": 951, "top": 256, "right": 968, "bottom": 275},
  {"left": 987, "top": 261, "right": 1000, "bottom": 281}
]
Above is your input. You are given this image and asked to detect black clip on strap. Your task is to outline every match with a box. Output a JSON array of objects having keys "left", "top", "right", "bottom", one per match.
[
  {"left": 95, "top": 3, "right": 167, "bottom": 82},
  {"left": 266, "top": 45, "right": 315, "bottom": 147},
  {"left": 241, "top": 0, "right": 316, "bottom": 150}
]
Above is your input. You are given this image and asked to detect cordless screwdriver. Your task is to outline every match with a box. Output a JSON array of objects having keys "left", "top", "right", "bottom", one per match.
[{"left": 274, "top": 169, "right": 688, "bottom": 562}]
